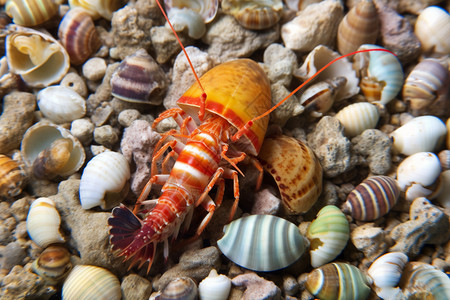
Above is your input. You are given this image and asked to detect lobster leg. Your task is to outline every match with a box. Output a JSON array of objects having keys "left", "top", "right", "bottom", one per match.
[
  {"left": 151, "top": 139, "right": 185, "bottom": 177},
  {"left": 195, "top": 167, "right": 224, "bottom": 207},
  {"left": 223, "top": 169, "right": 240, "bottom": 222},
  {"left": 152, "top": 108, "right": 197, "bottom": 135},
  {"left": 134, "top": 174, "right": 169, "bottom": 214},
  {"left": 249, "top": 156, "right": 264, "bottom": 191},
  {"left": 161, "top": 150, "right": 178, "bottom": 174}
]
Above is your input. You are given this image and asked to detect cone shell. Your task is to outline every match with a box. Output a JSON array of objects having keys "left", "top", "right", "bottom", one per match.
[
  {"left": 111, "top": 49, "right": 168, "bottom": 104},
  {"left": 68, "top": 0, "right": 124, "bottom": 20},
  {"left": 58, "top": 8, "right": 102, "bottom": 65},
  {"left": 335, "top": 102, "right": 379, "bottom": 137},
  {"left": 198, "top": 269, "right": 231, "bottom": 300},
  {"left": 79, "top": 151, "right": 130, "bottom": 210},
  {"left": 305, "top": 262, "right": 372, "bottom": 300},
  {"left": 165, "top": 0, "right": 218, "bottom": 23},
  {"left": 0, "top": 154, "right": 26, "bottom": 198},
  {"left": 221, "top": 0, "right": 283, "bottom": 30},
  {"left": 5, "top": 0, "right": 58, "bottom": 26},
  {"left": 307, "top": 205, "right": 349, "bottom": 268},
  {"left": 217, "top": 215, "right": 306, "bottom": 272},
  {"left": 26, "top": 197, "right": 65, "bottom": 248},
  {"left": 414, "top": 6, "right": 450, "bottom": 55},
  {"left": 342, "top": 176, "right": 400, "bottom": 221},
  {"left": 161, "top": 277, "right": 198, "bottom": 300},
  {"left": 337, "top": 0, "right": 379, "bottom": 55},
  {"left": 32, "top": 245, "right": 72, "bottom": 285},
  {"left": 258, "top": 135, "right": 322, "bottom": 214},
  {"left": 62, "top": 265, "right": 122, "bottom": 300},
  {"left": 367, "top": 252, "right": 408, "bottom": 289}
]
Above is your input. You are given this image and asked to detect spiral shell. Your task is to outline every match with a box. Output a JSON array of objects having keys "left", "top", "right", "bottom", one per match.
[
  {"left": 368, "top": 252, "right": 408, "bottom": 289},
  {"left": 337, "top": 0, "right": 379, "bottom": 56},
  {"left": 414, "top": 6, "right": 450, "bottom": 55},
  {"left": 161, "top": 277, "right": 198, "bottom": 300},
  {"left": 166, "top": 7, "right": 206, "bottom": 39},
  {"left": 222, "top": 0, "right": 283, "bottom": 30},
  {"left": 165, "top": 0, "right": 218, "bottom": 23},
  {"left": 32, "top": 245, "right": 72, "bottom": 285},
  {"left": 37, "top": 85, "right": 86, "bottom": 124},
  {"left": 217, "top": 214, "right": 305, "bottom": 272},
  {"left": 6, "top": 25, "right": 70, "bottom": 87},
  {"left": 79, "top": 151, "right": 130, "bottom": 210},
  {"left": 0, "top": 154, "right": 26, "bottom": 198},
  {"left": 58, "top": 8, "right": 102, "bottom": 65},
  {"left": 354, "top": 44, "right": 403, "bottom": 105},
  {"left": 111, "top": 49, "right": 168, "bottom": 104},
  {"left": 342, "top": 176, "right": 400, "bottom": 221},
  {"left": 438, "top": 150, "right": 450, "bottom": 171},
  {"left": 335, "top": 102, "right": 379, "bottom": 137},
  {"left": 305, "top": 262, "right": 372, "bottom": 300},
  {"left": 258, "top": 135, "right": 322, "bottom": 215},
  {"left": 433, "top": 170, "right": 450, "bottom": 208},
  {"left": 62, "top": 265, "right": 122, "bottom": 300},
  {"left": 198, "top": 269, "right": 231, "bottom": 300},
  {"left": 5, "top": 0, "right": 58, "bottom": 26},
  {"left": 68, "top": 0, "right": 124, "bottom": 20},
  {"left": 306, "top": 205, "right": 349, "bottom": 268},
  {"left": 26, "top": 197, "right": 65, "bottom": 248}
]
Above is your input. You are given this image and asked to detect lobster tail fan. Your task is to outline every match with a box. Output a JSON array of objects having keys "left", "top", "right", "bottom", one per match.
[{"left": 108, "top": 204, "right": 142, "bottom": 253}]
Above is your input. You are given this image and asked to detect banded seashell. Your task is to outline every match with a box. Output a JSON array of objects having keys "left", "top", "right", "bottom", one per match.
[
  {"left": 217, "top": 214, "right": 306, "bottom": 272},
  {"left": 337, "top": 0, "right": 379, "bottom": 56},
  {"left": 111, "top": 49, "right": 168, "bottom": 104},
  {"left": 342, "top": 176, "right": 400, "bottom": 221},
  {"left": 221, "top": 0, "right": 283, "bottom": 30},
  {"left": 447, "top": 118, "right": 450, "bottom": 149},
  {"left": 37, "top": 85, "right": 86, "bottom": 124},
  {"left": 354, "top": 44, "right": 403, "bottom": 105},
  {"left": 161, "top": 277, "right": 198, "bottom": 300},
  {"left": 305, "top": 262, "right": 372, "bottom": 300},
  {"left": 307, "top": 205, "right": 349, "bottom": 268},
  {"left": 198, "top": 269, "right": 231, "bottom": 300},
  {"left": 414, "top": 6, "right": 450, "bottom": 55},
  {"left": 32, "top": 245, "right": 73, "bottom": 285},
  {"left": 335, "top": 102, "right": 379, "bottom": 137},
  {"left": 165, "top": 0, "right": 218, "bottom": 23},
  {"left": 438, "top": 150, "right": 450, "bottom": 171},
  {"left": 79, "top": 151, "right": 130, "bottom": 210},
  {"left": 433, "top": 170, "right": 450, "bottom": 208},
  {"left": 6, "top": 25, "right": 70, "bottom": 87},
  {"left": 58, "top": 8, "right": 102, "bottom": 65},
  {"left": 5, "top": 0, "right": 58, "bottom": 26},
  {"left": 368, "top": 252, "right": 408, "bottom": 289},
  {"left": 68, "top": 0, "right": 124, "bottom": 20},
  {"left": 166, "top": 7, "right": 206, "bottom": 39},
  {"left": 390, "top": 115, "right": 447, "bottom": 156},
  {"left": 26, "top": 197, "right": 65, "bottom": 248},
  {"left": 0, "top": 154, "right": 26, "bottom": 198},
  {"left": 62, "top": 265, "right": 122, "bottom": 300},
  {"left": 258, "top": 135, "right": 322, "bottom": 215}
]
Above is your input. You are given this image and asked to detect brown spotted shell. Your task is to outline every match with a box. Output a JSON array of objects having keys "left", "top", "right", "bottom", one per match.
[
  {"left": 258, "top": 135, "right": 322, "bottom": 215},
  {"left": 0, "top": 154, "right": 26, "bottom": 198},
  {"left": 221, "top": 0, "right": 283, "bottom": 30}
]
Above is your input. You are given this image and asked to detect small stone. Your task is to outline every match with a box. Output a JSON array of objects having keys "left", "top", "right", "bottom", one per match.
[
  {"left": 251, "top": 188, "right": 280, "bottom": 215},
  {"left": 9, "top": 197, "right": 31, "bottom": 222},
  {"left": 94, "top": 125, "right": 119, "bottom": 147},
  {"left": 0, "top": 223, "right": 12, "bottom": 245},
  {"left": 121, "top": 274, "right": 153, "bottom": 300},
  {"left": 351, "top": 223, "right": 388, "bottom": 259},
  {"left": 232, "top": 272, "right": 281, "bottom": 300},
  {"left": 150, "top": 26, "right": 183, "bottom": 64},
  {"left": 0, "top": 242, "right": 27, "bottom": 271},
  {"left": 82, "top": 57, "right": 107, "bottom": 81},
  {"left": 70, "top": 118, "right": 95, "bottom": 146},
  {"left": 91, "top": 105, "right": 114, "bottom": 126},
  {"left": 13, "top": 221, "right": 28, "bottom": 241},
  {"left": 118, "top": 109, "right": 142, "bottom": 127},
  {"left": 283, "top": 275, "right": 299, "bottom": 297},
  {"left": 263, "top": 43, "right": 298, "bottom": 87},
  {"left": 60, "top": 72, "right": 88, "bottom": 98},
  {"left": 352, "top": 129, "right": 392, "bottom": 175}
]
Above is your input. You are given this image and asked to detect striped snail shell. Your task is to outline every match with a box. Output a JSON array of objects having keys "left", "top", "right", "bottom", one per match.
[
  {"left": 32, "top": 245, "right": 73, "bottom": 285},
  {"left": 342, "top": 176, "right": 400, "bottom": 221},
  {"left": 68, "top": 0, "right": 124, "bottom": 20},
  {"left": 307, "top": 205, "right": 349, "bottom": 268},
  {"left": 221, "top": 0, "right": 283, "bottom": 30},
  {"left": 414, "top": 6, "right": 450, "bottom": 55},
  {"left": 5, "top": 0, "right": 58, "bottom": 26},
  {"left": 217, "top": 214, "right": 306, "bottom": 272},
  {"left": 161, "top": 277, "right": 198, "bottom": 300},
  {"left": 0, "top": 154, "right": 26, "bottom": 198},
  {"left": 367, "top": 252, "right": 408, "bottom": 289},
  {"left": 305, "top": 262, "right": 372, "bottom": 300},
  {"left": 335, "top": 102, "right": 380, "bottom": 137},
  {"left": 198, "top": 269, "right": 231, "bottom": 300},
  {"left": 62, "top": 265, "right": 122, "bottom": 300}
]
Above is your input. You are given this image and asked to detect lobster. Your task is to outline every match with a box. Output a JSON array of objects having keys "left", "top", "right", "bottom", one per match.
[{"left": 108, "top": 0, "right": 395, "bottom": 273}]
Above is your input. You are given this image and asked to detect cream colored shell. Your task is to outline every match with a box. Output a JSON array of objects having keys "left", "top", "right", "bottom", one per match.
[
  {"left": 335, "top": 102, "right": 379, "bottom": 137},
  {"left": 68, "top": 0, "right": 124, "bottom": 20},
  {"left": 414, "top": 6, "right": 450, "bottom": 55},
  {"left": 37, "top": 86, "right": 86, "bottom": 124},
  {"left": 198, "top": 269, "right": 231, "bottom": 300}
]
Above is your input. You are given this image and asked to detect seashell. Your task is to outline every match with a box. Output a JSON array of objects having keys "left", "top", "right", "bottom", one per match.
[
  {"left": 217, "top": 214, "right": 306, "bottom": 272},
  {"left": 166, "top": 7, "right": 206, "bottom": 39},
  {"left": 258, "top": 135, "right": 322, "bottom": 215},
  {"left": 305, "top": 262, "right": 372, "bottom": 300},
  {"left": 0, "top": 154, "right": 26, "bottom": 198},
  {"left": 402, "top": 58, "right": 449, "bottom": 116},
  {"left": 58, "top": 8, "right": 102, "bottom": 65},
  {"left": 37, "top": 85, "right": 86, "bottom": 124},
  {"left": 431, "top": 169, "right": 450, "bottom": 208},
  {"left": 26, "top": 197, "right": 65, "bottom": 248},
  {"left": 110, "top": 49, "right": 168, "bottom": 104},
  {"left": 6, "top": 25, "right": 70, "bottom": 87},
  {"left": 21, "top": 122, "right": 85, "bottom": 178},
  {"left": 161, "top": 277, "right": 198, "bottom": 300},
  {"left": 399, "top": 262, "right": 450, "bottom": 299},
  {"left": 5, "top": 0, "right": 58, "bottom": 26},
  {"left": 222, "top": 0, "right": 283, "bottom": 30},
  {"left": 198, "top": 269, "right": 231, "bottom": 300},
  {"left": 68, "top": 0, "right": 124, "bottom": 20},
  {"left": 342, "top": 176, "right": 400, "bottom": 221},
  {"left": 79, "top": 151, "right": 130, "bottom": 210},
  {"left": 300, "top": 77, "right": 347, "bottom": 117},
  {"left": 165, "top": 0, "right": 218, "bottom": 23},
  {"left": 353, "top": 44, "right": 403, "bottom": 105},
  {"left": 414, "top": 6, "right": 450, "bottom": 55},
  {"left": 368, "top": 252, "right": 408, "bottom": 288},
  {"left": 294, "top": 45, "right": 360, "bottom": 103},
  {"left": 447, "top": 118, "right": 450, "bottom": 149},
  {"left": 390, "top": 115, "right": 447, "bottom": 156},
  {"left": 62, "top": 265, "right": 121, "bottom": 300},
  {"left": 306, "top": 205, "right": 349, "bottom": 268},
  {"left": 335, "top": 102, "right": 379, "bottom": 137},
  {"left": 284, "top": 0, "right": 322, "bottom": 12},
  {"left": 438, "top": 150, "right": 450, "bottom": 171},
  {"left": 396, "top": 152, "right": 441, "bottom": 202},
  {"left": 32, "top": 245, "right": 72, "bottom": 285},
  {"left": 337, "top": 0, "right": 379, "bottom": 56}
]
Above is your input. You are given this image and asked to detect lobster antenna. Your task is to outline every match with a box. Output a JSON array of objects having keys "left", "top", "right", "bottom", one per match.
[{"left": 155, "top": 0, "right": 207, "bottom": 120}]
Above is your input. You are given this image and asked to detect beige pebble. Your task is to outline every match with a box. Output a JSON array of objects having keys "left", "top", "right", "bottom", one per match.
[
  {"left": 94, "top": 125, "right": 119, "bottom": 147},
  {"left": 60, "top": 72, "right": 88, "bottom": 98},
  {"left": 118, "top": 109, "right": 141, "bottom": 127},
  {"left": 82, "top": 58, "right": 107, "bottom": 81},
  {"left": 71, "top": 118, "right": 94, "bottom": 146}
]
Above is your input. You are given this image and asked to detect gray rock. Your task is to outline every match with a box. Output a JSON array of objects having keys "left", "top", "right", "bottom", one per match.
[
  {"left": 0, "top": 242, "right": 26, "bottom": 271},
  {"left": 121, "top": 273, "right": 153, "bottom": 300},
  {"left": 232, "top": 272, "right": 281, "bottom": 300},
  {"left": 352, "top": 129, "right": 392, "bottom": 175},
  {"left": 351, "top": 224, "right": 388, "bottom": 260}
]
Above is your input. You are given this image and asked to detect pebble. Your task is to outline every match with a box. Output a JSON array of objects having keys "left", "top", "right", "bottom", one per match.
[
  {"left": 251, "top": 188, "right": 280, "bottom": 215},
  {"left": 94, "top": 125, "right": 119, "bottom": 147},
  {"left": 60, "top": 72, "right": 88, "bottom": 98},
  {"left": 121, "top": 273, "right": 153, "bottom": 300},
  {"left": 352, "top": 129, "right": 392, "bottom": 175},
  {"left": 82, "top": 57, "right": 107, "bottom": 81},
  {"left": 9, "top": 197, "right": 30, "bottom": 222},
  {"left": 351, "top": 223, "right": 388, "bottom": 260},
  {"left": 0, "top": 242, "right": 27, "bottom": 271},
  {"left": 283, "top": 275, "right": 299, "bottom": 297},
  {"left": 70, "top": 118, "right": 95, "bottom": 145},
  {"left": 118, "top": 109, "right": 142, "bottom": 127},
  {"left": 232, "top": 272, "right": 282, "bottom": 300}
]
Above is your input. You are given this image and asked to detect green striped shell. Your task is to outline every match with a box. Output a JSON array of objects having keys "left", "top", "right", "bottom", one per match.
[
  {"left": 217, "top": 215, "right": 305, "bottom": 272},
  {"left": 306, "top": 262, "right": 372, "bottom": 300},
  {"left": 307, "top": 205, "right": 349, "bottom": 268}
]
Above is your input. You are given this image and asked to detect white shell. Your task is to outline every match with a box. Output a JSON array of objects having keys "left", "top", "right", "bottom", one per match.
[
  {"left": 37, "top": 86, "right": 86, "bottom": 124},
  {"left": 26, "top": 197, "right": 65, "bottom": 248},
  {"left": 165, "top": 0, "right": 218, "bottom": 23},
  {"left": 198, "top": 269, "right": 231, "bottom": 300},
  {"left": 335, "top": 102, "right": 379, "bottom": 137},
  {"left": 167, "top": 7, "right": 206, "bottom": 39},
  {"left": 62, "top": 265, "right": 121, "bottom": 300},
  {"left": 68, "top": 0, "right": 124, "bottom": 20},
  {"left": 396, "top": 152, "right": 441, "bottom": 202},
  {"left": 414, "top": 6, "right": 450, "bottom": 55},
  {"left": 368, "top": 252, "right": 408, "bottom": 288},
  {"left": 79, "top": 151, "right": 130, "bottom": 210},
  {"left": 390, "top": 115, "right": 447, "bottom": 156}
]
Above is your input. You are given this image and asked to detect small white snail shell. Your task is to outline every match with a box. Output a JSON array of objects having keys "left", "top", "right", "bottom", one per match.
[
  {"left": 198, "top": 269, "right": 231, "bottom": 300},
  {"left": 368, "top": 252, "right": 408, "bottom": 289},
  {"left": 335, "top": 102, "right": 379, "bottom": 137}
]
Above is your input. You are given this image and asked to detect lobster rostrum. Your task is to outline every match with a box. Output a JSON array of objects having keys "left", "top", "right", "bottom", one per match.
[{"left": 108, "top": 0, "right": 396, "bottom": 273}]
